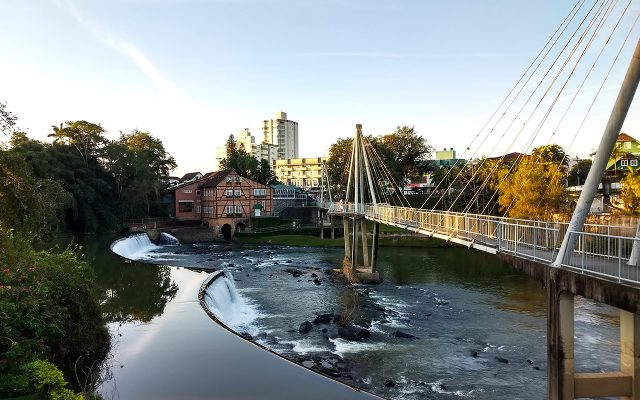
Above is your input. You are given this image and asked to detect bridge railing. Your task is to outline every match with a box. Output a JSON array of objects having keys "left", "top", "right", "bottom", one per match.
[{"left": 561, "top": 231, "right": 640, "bottom": 284}]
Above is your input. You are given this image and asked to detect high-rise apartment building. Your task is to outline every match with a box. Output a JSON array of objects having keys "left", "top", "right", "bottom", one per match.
[
  {"left": 262, "top": 111, "right": 299, "bottom": 160},
  {"left": 274, "top": 157, "right": 328, "bottom": 190},
  {"left": 215, "top": 128, "right": 277, "bottom": 170}
]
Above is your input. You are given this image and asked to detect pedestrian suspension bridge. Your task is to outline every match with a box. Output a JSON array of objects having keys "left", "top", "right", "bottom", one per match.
[{"left": 318, "top": 2, "right": 640, "bottom": 398}]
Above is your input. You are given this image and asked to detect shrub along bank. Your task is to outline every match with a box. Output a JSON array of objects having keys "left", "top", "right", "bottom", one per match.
[{"left": 0, "top": 230, "right": 109, "bottom": 399}]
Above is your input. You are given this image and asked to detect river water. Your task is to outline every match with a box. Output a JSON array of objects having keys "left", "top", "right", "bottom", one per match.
[{"left": 80, "top": 235, "right": 619, "bottom": 399}]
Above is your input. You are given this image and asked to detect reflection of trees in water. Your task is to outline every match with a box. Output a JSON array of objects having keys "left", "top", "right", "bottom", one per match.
[{"left": 100, "top": 264, "right": 178, "bottom": 323}]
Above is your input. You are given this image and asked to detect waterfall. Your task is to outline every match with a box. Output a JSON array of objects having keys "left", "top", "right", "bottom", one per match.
[
  {"left": 111, "top": 234, "right": 160, "bottom": 260},
  {"left": 160, "top": 232, "right": 180, "bottom": 246},
  {"left": 204, "top": 272, "right": 260, "bottom": 334}
]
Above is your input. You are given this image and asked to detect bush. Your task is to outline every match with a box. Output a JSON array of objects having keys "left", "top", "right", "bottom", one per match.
[{"left": 0, "top": 229, "right": 109, "bottom": 397}]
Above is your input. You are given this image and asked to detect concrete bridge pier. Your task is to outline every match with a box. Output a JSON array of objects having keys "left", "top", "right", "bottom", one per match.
[
  {"left": 340, "top": 216, "right": 380, "bottom": 283},
  {"left": 547, "top": 269, "right": 639, "bottom": 399}
]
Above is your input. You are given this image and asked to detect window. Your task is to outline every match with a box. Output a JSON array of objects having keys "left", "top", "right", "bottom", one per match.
[
  {"left": 196, "top": 190, "right": 201, "bottom": 196},
  {"left": 183, "top": 189, "right": 192, "bottom": 194},
  {"left": 622, "top": 160, "right": 629, "bottom": 167},
  {"left": 235, "top": 176, "right": 242, "bottom": 183},
  {"left": 235, "top": 205, "right": 243, "bottom": 215},
  {"left": 178, "top": 201, "right": 194, "bottom": 213},
  {"left": 632, "top": 159, "right": 638, "bottom": 167},
  {"left": 234, "top": 189, "right": 242, "bottom": 197},
  {"left": 225, "top": 189, "right": 233, "bottom": 197},
  {"left": 226, "top": 205, "right": 234, "bottom": 215},
  {"left": 254, "top": 188, "right": 266, "bottom": 197},
  {"left": 226, "top": 176, "right": 232, "bottom": 184},
  {"left": 625, "top": 142, "right": 632, "bottom": 150},
  {"left": 197, "top": 206, "right": 201, "bottom": 213}
]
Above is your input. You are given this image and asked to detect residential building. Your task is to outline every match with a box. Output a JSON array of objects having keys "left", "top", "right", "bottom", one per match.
[
  {"left": 274, "top": 157, "right": 328, "bottom": 191},
  {"left": 171, "top": 176, "right": 209, "bottom": 220},
  {"left": 435, "top": 148, "right": 464, "bottom": 167},
  {"left": 606, "top": 133, "right": 640, "bottom": 177},
  {"left": 214, "top": 128, "right": 278, "bottom": 170},
  {"left": 199, "top": 170, "right": 273, "bottom": 238},
  {"left": 262, "top": 111, "right": 299, "bottom": 160},
  {"left": 180, "top": 172, "right": 203, "bottom": 184}
]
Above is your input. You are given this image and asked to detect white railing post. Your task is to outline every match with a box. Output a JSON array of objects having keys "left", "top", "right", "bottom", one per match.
[{"left": 496, "top": 221, "right": 501, "bottom": 251}]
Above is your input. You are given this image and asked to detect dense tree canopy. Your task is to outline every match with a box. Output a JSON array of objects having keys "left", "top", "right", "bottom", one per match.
[
  {"left": 620, "top": 167, "right": 640, "bottom": 214},
  {"left": 497, "top": 146, "right": 568, "bottom": 219},
  {"left": 326, "top": 127, "right": 434, "bottom": 199},
  {"left": 4, "top": 122, "right": 176, "bottom": 234}
]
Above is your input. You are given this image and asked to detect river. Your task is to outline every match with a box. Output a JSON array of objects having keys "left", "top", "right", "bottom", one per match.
[{"left": 74, "top": 235, "right": 619, "bottom": 399}]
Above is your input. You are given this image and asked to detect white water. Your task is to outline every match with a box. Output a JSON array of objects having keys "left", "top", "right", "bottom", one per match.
[
  {"left": 111, "top": 234, "right": 159, "bottom": 260},
  {"left": 159, "top": 232, "right": 180, "bottom": 246},
  {"left": 204, "top": 272, "right": 262, "bottom": 336}
]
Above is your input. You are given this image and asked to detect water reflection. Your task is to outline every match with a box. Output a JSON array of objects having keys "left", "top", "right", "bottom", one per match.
[{"left": 52, "top": 235, "right": 178, "bottom": 323}]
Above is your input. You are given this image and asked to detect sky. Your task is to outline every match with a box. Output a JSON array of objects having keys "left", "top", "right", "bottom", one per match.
[{"left": 1, "top": 0, "right": 639, "bottom": 176}]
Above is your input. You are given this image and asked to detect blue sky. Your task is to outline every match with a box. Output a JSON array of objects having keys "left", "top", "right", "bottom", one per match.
[{"left": 1, "top": 0, "right": 639, "bottom": 175}]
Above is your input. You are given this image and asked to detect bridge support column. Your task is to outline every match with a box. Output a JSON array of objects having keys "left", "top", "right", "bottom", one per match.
[
  {"left": 548, "top": 279, "right": 574, "bottom": 400},
  {"left": 360, "top": 219, "right": 369, "bottom": 269},
  {"left": 343, "top": 218, "right": 351, "bottom": 259},
  {"left": 351, "top": 218, "right": 358, "bottom": 273},
  {"left": 371, "top": 222, "right": 379, "bottom": 274},
  {"left": 621, "top": 310, "right": 640, "bottom": 399}
]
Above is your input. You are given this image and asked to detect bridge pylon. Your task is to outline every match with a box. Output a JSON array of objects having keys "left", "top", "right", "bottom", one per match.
[{"left": 339, "top": 124, "right": 381, "bottom": 283}]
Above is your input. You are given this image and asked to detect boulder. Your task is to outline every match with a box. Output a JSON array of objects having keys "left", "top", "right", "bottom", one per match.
[
  {"left": 298, "top": 321, "right": 313, "bottom": 334},
  {"left": 495, "top": 356, "right": 509, "bottom": 364},
  {"left": 337, "top": 325, "right": 370, "bottom": 341},
  {"left": 313, "top": 313, "right": 334, "bottom": 324},
  {"left": 393, "top": 330, "right": 419, "bottom": 340},
  {"left": 384, "top": 380, "right": 395, "bottom": 388}
]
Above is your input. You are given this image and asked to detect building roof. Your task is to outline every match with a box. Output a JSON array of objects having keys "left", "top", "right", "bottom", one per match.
[
  {"left": 198, "top": 170, "right": 232, "bottom": 188},
  {"left": 488, "top": 152, "right": 528, "bottom": 162},
  {"left": 271, "top": 183, "right": 305, "bottom": 192},
  {"left": 169, "top": 172, "right": 214, "bottom": 191},
  {"left": 617, "top": 132, "right": 637, "bottom": 142},
  {"left": 180, "top": 172, "right": 202, "bottom": 181}
]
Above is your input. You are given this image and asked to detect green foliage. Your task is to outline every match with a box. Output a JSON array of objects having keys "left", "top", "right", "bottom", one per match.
[
  {"left": 0, "top": 101, "right": 18, "bottom": 136},
  {"left": 103, "top": 130, "right": 177, "bottom": 218},
  {"left": 22, "top": 360, "right": 83, "bottom": 400},
  {"left": 326, "top": 127, "right": 434, "bottom": 199},
  {"left": 380, "top": 126, "right": 434, "bottom": 183},
  {"left": 220, "top": 135, "right": 277, "bottom": 185},
  {"left": 620, "top": 167, "right": 640, "bottom": 213},
  {"left": 7, "top": 124, "right": 176, "bottom": 233},
  {"left": 567, "top": 159, "right": 592, "bottom": 186},
  {"left": 0, "top": 150, "right": 70, "bottom": 238},
  {"left": 0, "top": 229, "right": 109, "bottom": 397}
]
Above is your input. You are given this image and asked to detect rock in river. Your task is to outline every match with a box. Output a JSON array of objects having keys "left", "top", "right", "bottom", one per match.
[
  {"left": 393, "top": 330, "right": 419, "bottom": 340},
  {"left": 299, "top": 320, "right": 313, "bottom": 334},
  {"left": 313, "top": 313, "right": 334, "bottom": 324},
  {"left": 337, "top": 325, "right": 370, "bottom": 341}
]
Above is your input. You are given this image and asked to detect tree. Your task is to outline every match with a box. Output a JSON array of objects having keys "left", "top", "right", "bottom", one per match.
[
  {"left": 327, "top": 137, "right": 354, "bottom": 199},
  {"left": 225, "top": 134, "right": 237, "bottom": 159},
  {"left": 103, "top": 130, "right": 177, "bottom": 218},
  {"left": 48, "top": 120, "right": 107, "bottom": 165},
  {"left": 531, "top": 144, "right": 568, "bottom": 167},
  {"left": 0, "top": 101, "right": 17, "bottom": 136},
  {"left": 0, "top": 150, "right": 70, "bottom": 238},
  {"left": 498, "top": 158, "right": 567, "bottom": 219},
  {"left": 380, "top": 126, "right": 434, "bottom": 183},
  {"left": 567, "top": 159, "right": 592, "bottom": 186},
  {"left": 220, "top": 136, "right": 276, "bottom": 185},
  {"left": 620, "top": 167, "right": 640, "bottom": 213}
]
